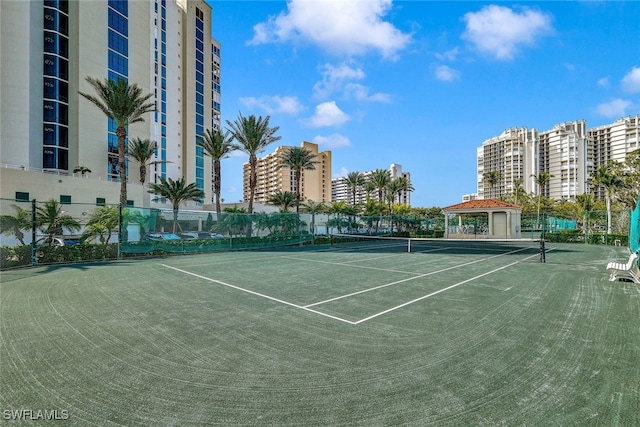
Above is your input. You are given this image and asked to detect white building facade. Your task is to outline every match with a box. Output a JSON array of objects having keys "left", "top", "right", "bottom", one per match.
[
  {"left": 476, "top": 116, "right": 639, "bottom": 202},
  {"left": 0, "top": 0, "right": 219, "bottom": 208}
]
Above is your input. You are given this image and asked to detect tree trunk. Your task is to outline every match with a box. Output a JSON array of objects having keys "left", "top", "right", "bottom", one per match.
[
  {"left": 116, "top": 126, "right": 128, "bottom": 206},
  {"left": 214, "top": 159, "right": 222, "bottom": 214},
  {"left": 295, "top": 169, "right": 301, "bottom": 213},
  {"left": 248, "top": 155, "right": 257, "bottom": 214}
]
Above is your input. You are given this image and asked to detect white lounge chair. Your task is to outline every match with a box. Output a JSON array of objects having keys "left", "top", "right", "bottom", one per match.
[{"left": 606, "top": 252, "right": 640, "bottom": 283}]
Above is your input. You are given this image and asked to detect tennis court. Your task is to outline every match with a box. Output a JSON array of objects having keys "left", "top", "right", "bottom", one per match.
[{"left": 1, "top": 239, "right": 639, "bottom": 425}]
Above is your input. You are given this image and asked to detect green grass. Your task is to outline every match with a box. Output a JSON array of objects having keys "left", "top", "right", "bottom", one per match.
[{"left": 1, "top": 242, "right": 639, "bottom": 425}]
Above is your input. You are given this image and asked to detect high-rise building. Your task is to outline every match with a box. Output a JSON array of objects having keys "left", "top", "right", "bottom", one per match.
[
  {"left": 331, "top": 164, "right": 412, "bottom": 205},
  {"left": 0, "top": 0, "right": 219, "bottom": 207},
  {"left": 242, "top": 141, "right": 332, "bottom": 205},
  {"left": 476, "top": 116, "right": 640, "bottom": 202}
]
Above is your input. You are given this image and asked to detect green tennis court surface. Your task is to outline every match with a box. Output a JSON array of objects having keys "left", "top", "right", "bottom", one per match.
[{"left": 1, "top": 242, "right": 638, "bottom": 425}]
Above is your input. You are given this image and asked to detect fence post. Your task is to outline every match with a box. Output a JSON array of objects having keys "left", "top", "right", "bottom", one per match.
[{"left": 31, "top": 199, "right": 37, "bottom": 266}]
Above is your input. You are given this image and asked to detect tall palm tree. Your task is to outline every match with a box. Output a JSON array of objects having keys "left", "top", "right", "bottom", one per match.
[
  {"left": 483, "top": 170, "right": 501, "bottom": 199},
  {"left": 147, "top": 177, "right": 205, "bottom": 233},
  {"left": 371, "top": 169, "right": 391, "bottom": 202},
  {"left": 394, "top": 176, "right": 414, "bottom": 205},
  {"left": 301, "top": 199, "right": 328, "bottom": 236},
  {"left": 79, "top": 77, "right": 155, "bottom": 206},
  {"left": 226, "top": 113, "right": 281, "bottom": 214},
  {"left": 266, "top": 190, "right": 297, "bottom": 212},
  {"left": 128, "top": 137, "right": 168, "bottom": 185},
  {"left": 531, "top": 171, "right": 554, "bottom": 229},
  {"left": 36, "top": 199, "right": 81, "bottom": 242},
  {"left": 0, "top": 204, "right": 31, "bottom": 245},
  {"left": 198, "top": 128, "right": 235, "bottom": 214},
  {"left": 512, "top": 178, "right": 524, "bottom": 205},
  {"left": 363, "top": 180, "right": 376, "bottom": 201},
  {"left": 575, "top": 192, "right": 595, "bottom": 232},
  {"left": 281, "top": 146, "right": 318, "bottom": 212},
  {"left": 343, "top": 171, "right": 365, "bottom": 206},
  {"left": 590, "top": 162, "right": 625, "bottom": 234},
  {"left": 386, "top": 178, "right": 404, "bottom": 211}
]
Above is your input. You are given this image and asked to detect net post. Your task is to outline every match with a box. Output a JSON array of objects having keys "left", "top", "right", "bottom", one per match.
[{"left": 408, "top": 238, "right": 411, "bottom": 253}]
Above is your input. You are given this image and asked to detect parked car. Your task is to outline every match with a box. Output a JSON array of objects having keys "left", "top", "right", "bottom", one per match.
[
  {"left": 36, "top": 236, "right": 82, "bottom": 247},
  {"left": 197, "top": 232, "right": 224, "bottom": 239},
  {"left": 142, "top": 233, "right": 181, "bottom": 241}
]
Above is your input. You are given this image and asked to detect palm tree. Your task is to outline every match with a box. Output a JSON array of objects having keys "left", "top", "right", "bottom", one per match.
[
  {"left": 394, "top": 176, "right": 414, "bottom": 205},
  {"left": 590, "top": 162, "right": 625, "bottom": 234},
  {"left": 371, "top": 169, "right": 391, "bottom": 202},
  {"left": 483, "top": 170, "right": 500, "bottom": 199},
  {"left": 226, "top": 112, "right": 281, "bottom": 214},
  {"left": 266, "top": 190, "right": 297, "bottom": 212},
  {"left": 0, "top": 204, "right": 31, "bottom": 245},
  {"left": 198, "top": 128, "right": 235, "bottom": 214},
  {"left": 36, "top": 199, "right": 81, "bottom": 242},
  {"left": 281, "top": 146, "right": 318, "bottom": 212},
  {"left": 128, "top": 137, "right": 168, "bottom": 185},
  {"left": 575, "top": 192, "right": 595, "bottom": 233},
  {"left": 512, "top": 178, "right": 524, "bottom": 205},
  {"left": 79, "top": 77, "right": 155, "bottom": 206},
  {"left": 386, "top": 178, "right": 403, "bottom": 210},
  {"left": 363, "top": 180, "right": 376, "bottom": 201},
  {"left": 147, "top": 177, "right": 205, "bottom": 233},
  {"left": 301, "top": 199, "right": 328, "bottom": 236},
  {"left": 82, "top": 205, "right": 119, "bottom": 244},
  {"left": 73, "top": 165, "right": 91, "bottom": 177},
  {"left": 531, "top": 171, "right": 554, "bottom": 229},
  {"left": 344, "top": 171, "right": 365, "bottom": 205}
]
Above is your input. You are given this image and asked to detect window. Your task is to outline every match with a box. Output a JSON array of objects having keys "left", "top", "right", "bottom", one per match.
[
  {"left": 96, "top": 197, "right": 106, "bottom": 206},
  {"left": 15, "top": 192, "right": 30, "bottom": 202},
  {"left": 60, "top": 195, "right": 71, "bottom": 204},
  {"left": 126, "top": 200, "right": 134, "bottom": 207}
]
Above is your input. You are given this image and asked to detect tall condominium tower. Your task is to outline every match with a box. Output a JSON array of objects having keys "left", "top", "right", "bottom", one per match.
[
  {"left": 242, "top": 142, "right": 332, "bottom": 205},
  {"left": 0, "top": 0, "right": 219, "bottom": 207},
  {"left": 476, "top": 117, "right": 640, "bottom": 202}
]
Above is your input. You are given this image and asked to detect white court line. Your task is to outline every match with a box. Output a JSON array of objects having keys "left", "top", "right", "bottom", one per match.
[
  {"left": 160, "top": 264, "right": 357, "bottom": 325},
  {"left": 303, "top": 246, "right": 532, "bottom": 308},
  {"left": 353, "top": 250, "right": 547, "bottom": 324}
]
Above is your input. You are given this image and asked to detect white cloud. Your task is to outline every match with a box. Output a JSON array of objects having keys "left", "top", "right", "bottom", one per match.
[
  {"left": 248, "top": 0, "right": 412, "bottom": 59},
  {"left": 435, "top": 47, "right": 460, "bottom": 62},
  {"left": 434, "top": 65, "right": 461, "bottom": 82},
  {"left": 239, "top": 95, "right": 305, "bottom": 115},
  {"left": 312, "top": 133, "right": 351, "bottom": 149},
  {"left": 305, "top": 101, "right": 351, "bottom": 128},
  {"left": 621, "top": 66, "right": 640, "bottom": 94},
  {"left": 597, "top": 77, "right": 610, "bottom": 88},
  {"left": 314, "top": 63, "right": 365, "bottom": 99},
  {"left": 344, "top": 83, "right": 392, "bottom": 103},
  {"left": 596, "top": 98, "right": 632, "bottom": 118},
  {"left": 462, "top": 5, "right": 554, "bottom": 60},
  {"left": 332, "top": 166, "right": 350, "bottom": 179}
]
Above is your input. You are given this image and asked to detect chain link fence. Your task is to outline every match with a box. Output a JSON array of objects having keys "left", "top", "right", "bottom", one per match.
[{"left": 1, "top": 197, "right": 631, "bottom": 269}]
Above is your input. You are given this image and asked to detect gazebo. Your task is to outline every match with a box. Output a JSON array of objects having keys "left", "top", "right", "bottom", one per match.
[{"left": 442, "top": 199, "right": 522, "bottom": 239}]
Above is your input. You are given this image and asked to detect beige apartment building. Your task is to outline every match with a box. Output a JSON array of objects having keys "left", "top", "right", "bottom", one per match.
[
  {"left": 243, "top": 142, "right": 332, "bottom": 204},
  {"left": 476, "top": 116, "right": 640, "bottom": 202},
  {"left": 0, "top": 0, "right": 220, "bottom": 210}
]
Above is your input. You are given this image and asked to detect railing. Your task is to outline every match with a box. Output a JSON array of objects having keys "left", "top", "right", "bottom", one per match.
[{"left": 0, "top": 163, "right": 144, "bottom": 186}]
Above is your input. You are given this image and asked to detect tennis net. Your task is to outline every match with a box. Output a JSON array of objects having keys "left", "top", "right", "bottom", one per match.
[{"left": 329, "top": 234, "right": 541, "bottom": 257}]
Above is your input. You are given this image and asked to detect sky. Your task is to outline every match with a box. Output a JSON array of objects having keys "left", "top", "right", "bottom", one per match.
[{"left": 206, "top": 0, "right": 640, "bottom": 208}]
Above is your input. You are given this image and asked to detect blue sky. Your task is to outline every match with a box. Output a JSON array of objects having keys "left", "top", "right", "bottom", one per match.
[{"left": 206, "top": 1, "right": 640, "bottom": 208}]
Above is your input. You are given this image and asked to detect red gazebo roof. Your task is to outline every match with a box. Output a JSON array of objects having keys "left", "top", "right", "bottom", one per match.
[{"left": 443, "top": 199, "right": 522, "bottom": 211}]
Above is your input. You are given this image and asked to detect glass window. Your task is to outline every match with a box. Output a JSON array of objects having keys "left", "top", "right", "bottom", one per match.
[
  {"left": 15, "top": 192, "right": 30, "bottom": 202},
  {"left": 108, "top": 0, "right": 127, "bottom": 16},
  {"left": 108, "top": 8, "right": 128, "bottom": 36},
  {"left": 60, "top": 195, "right": 71, "bottom": 204},
  {"left": 96, "top": 197, "right": 106, "bottom": 206},
  {"left": 108, "top": 29, "right": 128, "bottom": 56}
]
